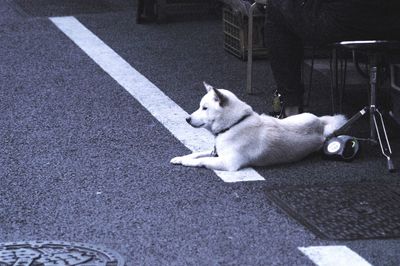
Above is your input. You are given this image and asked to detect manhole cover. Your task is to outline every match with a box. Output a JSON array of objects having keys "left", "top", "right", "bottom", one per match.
[{"left": 0, "top": 241, "right": 125, "bottom": 266}]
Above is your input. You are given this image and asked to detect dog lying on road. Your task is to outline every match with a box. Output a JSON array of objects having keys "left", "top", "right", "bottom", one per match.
[{"left": 171, "top": 82, "right": 346, "bottom": 171}]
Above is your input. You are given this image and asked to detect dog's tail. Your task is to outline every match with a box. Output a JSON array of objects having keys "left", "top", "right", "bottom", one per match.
[{"left": 320, "top": 114, "right": 347, "bottom": 137}]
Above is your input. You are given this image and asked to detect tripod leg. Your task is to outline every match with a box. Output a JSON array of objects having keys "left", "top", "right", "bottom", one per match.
[
  {"left": 373, "top": 109, "right": 395, "bottom": 172},
  {"left": 329, "top": 107, "right": 368, "bottom": 138}
]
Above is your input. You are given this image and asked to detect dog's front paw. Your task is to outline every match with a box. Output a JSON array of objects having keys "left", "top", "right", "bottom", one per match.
[
  {"left": 180, "top": 158, "right": 202, "bottom": 168},
  {"left": 170, "top": 156, "right": 183, "bottom": 165}
]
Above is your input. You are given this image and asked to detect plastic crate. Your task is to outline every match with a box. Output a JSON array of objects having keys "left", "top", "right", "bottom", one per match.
[{"left": 223, "top": 6, "right": 268, "bottom": 60}]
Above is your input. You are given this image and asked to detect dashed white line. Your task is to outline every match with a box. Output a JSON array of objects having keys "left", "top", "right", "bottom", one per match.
[
  {"left": 299, "top": 246, "right": 373, "bottom": 266},
  {"left": 49, "top": 16, "right": 265, "bottom": 183}
]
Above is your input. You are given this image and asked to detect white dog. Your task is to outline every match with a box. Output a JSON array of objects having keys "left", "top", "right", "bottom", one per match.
[{"left": 171, "top": 82, "right": 346, "bottom": 171}]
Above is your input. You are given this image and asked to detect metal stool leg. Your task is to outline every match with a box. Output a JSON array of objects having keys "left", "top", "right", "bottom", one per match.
[
  {"left": 136, "top": 0, "right": 144, "bottom": 24},
  {"left": 330, "top": 48, "right": 339, "bottom": 114},
  {"left": 246, "top": 2, "right": 257, "bottom": 94},
  {"left": 303, "top": 47, "right": 315, "bottom": 108}
]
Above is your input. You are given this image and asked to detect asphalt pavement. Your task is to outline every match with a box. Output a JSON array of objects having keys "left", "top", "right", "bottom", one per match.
[{"left": 1, "top": 0, "right": 400, "bottom": 265}]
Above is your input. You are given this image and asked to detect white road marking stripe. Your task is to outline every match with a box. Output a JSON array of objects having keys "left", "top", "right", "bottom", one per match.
[
  {"left": 299, "top": 246, "right": 373, "bottom": 266},
  {"left": 49, "top": 16, "right": 265, "bottom": 183}
]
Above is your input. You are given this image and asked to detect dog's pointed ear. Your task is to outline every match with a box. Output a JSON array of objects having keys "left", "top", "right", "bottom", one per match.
[
  {"left": 212, "top": 88, "right": 227, "bottom": 107},
  {"left": 203, "top": 81, "right": 213, "bottom": 92}
]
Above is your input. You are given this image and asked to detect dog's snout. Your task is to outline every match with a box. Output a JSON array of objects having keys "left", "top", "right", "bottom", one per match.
[{"left": 186, "top": 116, "right": 191, "bottom": 124}]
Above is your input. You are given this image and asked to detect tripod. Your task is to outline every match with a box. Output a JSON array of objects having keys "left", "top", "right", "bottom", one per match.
[{"left": 331, "top": 41, "right": 396, "bottom": 172}]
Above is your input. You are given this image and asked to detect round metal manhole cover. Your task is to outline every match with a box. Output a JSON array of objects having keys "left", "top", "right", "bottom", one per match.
[{"left": 0, "top": 241, "right": 125, "bottom": 266}]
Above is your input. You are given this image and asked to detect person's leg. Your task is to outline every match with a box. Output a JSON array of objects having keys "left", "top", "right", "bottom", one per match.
[{"left": 265, "top": 3, "right": 304, "bottom": 113}]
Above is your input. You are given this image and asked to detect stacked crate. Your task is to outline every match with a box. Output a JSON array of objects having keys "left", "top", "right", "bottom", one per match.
[{"left": 222, "top": 5, "right": 268, "bottom": 60}]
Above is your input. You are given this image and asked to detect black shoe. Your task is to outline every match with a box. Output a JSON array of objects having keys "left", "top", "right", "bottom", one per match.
[
  {"left": 268, "top": 90, "right": 304, "bottom": 118},
  {"left": 284, "top": 106, "right": 301, "bottom": 117},
  {"left": 269, "top": 90, "right": 284, "bottom": 118}
]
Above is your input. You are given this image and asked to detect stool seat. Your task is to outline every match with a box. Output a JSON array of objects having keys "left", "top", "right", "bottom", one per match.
[{"left": 336, "top": 40, "right": 400, "bottom": 52}]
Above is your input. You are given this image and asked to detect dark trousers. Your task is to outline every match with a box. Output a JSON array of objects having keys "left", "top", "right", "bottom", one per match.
[{"left": 265, "top": 0, "right": 400, "bottom": 107}]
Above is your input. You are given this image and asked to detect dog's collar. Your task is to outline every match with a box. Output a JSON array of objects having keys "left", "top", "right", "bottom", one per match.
[{"left": 214, "top": 114, "right": 251, "bottom": 136}]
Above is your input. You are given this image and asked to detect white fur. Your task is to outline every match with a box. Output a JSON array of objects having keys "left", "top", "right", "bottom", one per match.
[{"left": 171, "top": 83, "right": 347, "bottom": 171}]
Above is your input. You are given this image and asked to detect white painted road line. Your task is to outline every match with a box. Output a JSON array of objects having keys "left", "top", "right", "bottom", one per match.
[
  {"left": 299, "top": 246, "right": 373, "bottom": 266},
  {"left": 49, "top": 16, "right": 265, "bottom": 183}
]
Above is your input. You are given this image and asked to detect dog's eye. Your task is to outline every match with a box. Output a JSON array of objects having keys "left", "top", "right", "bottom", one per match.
[{"left": 202, "top": 106, "right": 208, "bottom": 110}]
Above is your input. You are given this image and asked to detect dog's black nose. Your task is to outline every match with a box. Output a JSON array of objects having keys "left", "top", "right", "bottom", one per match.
[{"left": 186, "top": 117, "right": 191, "bottom": 124}]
